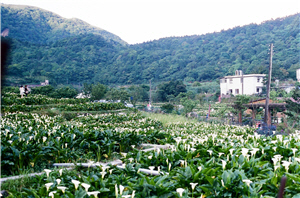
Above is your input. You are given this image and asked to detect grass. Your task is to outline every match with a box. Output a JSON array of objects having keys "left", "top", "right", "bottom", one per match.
[{"left": 141, "top": 112, "right": 198, "bottom": 126}]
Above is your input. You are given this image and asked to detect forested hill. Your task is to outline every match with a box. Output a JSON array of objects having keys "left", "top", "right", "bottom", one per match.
[
  {"left": 1, "top": 4, "right": 127, "bottom": 45},
  {"left": 1, "top": 4, "right": 299, "bottom": 86},
  {"left": 120, "top": 14, "right": 299, "bottom": 83}
]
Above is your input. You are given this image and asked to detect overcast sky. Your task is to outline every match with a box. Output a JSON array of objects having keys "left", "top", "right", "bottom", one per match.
[{"left": 1, "top": 0, "right": 299, "bottom": 44}]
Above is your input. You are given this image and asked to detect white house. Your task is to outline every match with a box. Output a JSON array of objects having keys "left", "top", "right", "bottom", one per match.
[
  {"left": 220, "top": 70, "right": 266, "bottom": 97},
  {"left": 297, "top": 68, "right": 300, "bottom": 82}
]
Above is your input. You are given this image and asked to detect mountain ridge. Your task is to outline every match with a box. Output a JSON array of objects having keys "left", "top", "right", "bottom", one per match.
[
  {"left": 1, "top": 4, "right": 127, "bottom": 45},
  {"left": 1, "top": 4, "right": 299, "bottom": 86}
]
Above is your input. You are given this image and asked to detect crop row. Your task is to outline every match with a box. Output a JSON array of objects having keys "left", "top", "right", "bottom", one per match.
[
  {"left": 2, "top": 93, "right": 89, "bottom": 105},
  {"left": 1, "top": 112, "right": 167, "bottom": 177},
  {"left": 2, "top": 113, "right": 300, "bottom": 197},
  {"left": 1, "top": 102, "right": 127, "bottom": 113}
]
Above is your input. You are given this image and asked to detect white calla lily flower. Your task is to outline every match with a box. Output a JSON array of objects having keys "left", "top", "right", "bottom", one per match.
[{"left": 176, "top": 188, "right": 185, "bottom": 197}]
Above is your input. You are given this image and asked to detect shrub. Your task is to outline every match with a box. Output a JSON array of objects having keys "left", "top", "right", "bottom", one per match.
[{"left": 161, "top": 103, "right": 174, "bottom": 113}]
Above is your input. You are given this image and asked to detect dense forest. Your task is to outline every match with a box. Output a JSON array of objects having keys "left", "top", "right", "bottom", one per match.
[{"left": 1, "top": 4, "right": 299, "bottom": 86}]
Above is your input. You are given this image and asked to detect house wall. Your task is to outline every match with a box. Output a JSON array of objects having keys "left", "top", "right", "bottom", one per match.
[
  {"left": 220, "top": 74, "right": 265, "bottom": 96},
  {"left": 297, "top": 69, "right": 300, "bottom": 82}
]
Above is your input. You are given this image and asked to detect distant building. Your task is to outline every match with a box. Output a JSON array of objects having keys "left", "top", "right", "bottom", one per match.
[
  {"left": 27, "top": 80, "right": 49, "bottom": 88},
  {"left": 220, "top": 70, "right": 266, "bottom": 97},
  {"left": 297, "top": 68, "right": 300, "bottom": 82}
]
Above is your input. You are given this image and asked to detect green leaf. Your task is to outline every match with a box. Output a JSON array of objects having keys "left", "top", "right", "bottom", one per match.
[{"left": 74, "top": 188, "right": 87, "bottom": 198}]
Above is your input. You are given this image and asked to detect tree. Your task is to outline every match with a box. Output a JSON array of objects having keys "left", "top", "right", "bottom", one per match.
[
  {"left": 180, "top": 97, "right": 197, "bottom": 117},
  {"left": 128, "top": 85, "right": 149, "bottom": 106},
  {"left": 31, "top": 85, "right": 55, "bottom": 96},
  {"left": 155, "top": 80, "right": 187, "bottom": 102},
  {"left": 105, "top": 88, "right": 129, "bottom": 103},
  {"left": 49, "top": 86, "right": 78, "bottom": 98},
  {"left": 161, "top": 103, "right": 174, "bottom": 113},
  {"left": 284, "top": 82, "right": 300, "bottom": 131},
  {"left": 91, "top": 83, "right": 107, "bottom": 100},
  {"left": 196, "top": 93, "right": 205, "bottom": 105},
  {"left": 83, "top": 83, "right": 93, "bottom": 95},
  {"left": 232, "top": 95, "right": 250, "bottom": 124}
]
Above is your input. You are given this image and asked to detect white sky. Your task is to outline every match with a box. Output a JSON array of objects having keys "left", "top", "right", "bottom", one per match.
[{"left": 1, "top": 0, "right": 299, "bottom": 44}]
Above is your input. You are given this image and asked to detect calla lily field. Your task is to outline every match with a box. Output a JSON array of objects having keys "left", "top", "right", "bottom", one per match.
[{"left": 1, "top": 94, "right": 300, "bottom": 197}]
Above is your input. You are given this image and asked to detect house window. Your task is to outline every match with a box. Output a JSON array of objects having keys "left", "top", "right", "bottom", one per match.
[
  {"left": 229, "top": 89, "right": 233, "bottom": 94},
  {"left": 257, "top": 78, "right": 260, "bottom": 82},
  {"left": 235, "top": 89, "right": 239, "bottom": 94},
  {"left": 225, "top": 78, "right": 227, "bottom": 83},
  {"left": 257, "top": 88, "right": 260, "bottom": 93},
  {"left": 229, "top": 78, "right": 233, "bottom": 84}
]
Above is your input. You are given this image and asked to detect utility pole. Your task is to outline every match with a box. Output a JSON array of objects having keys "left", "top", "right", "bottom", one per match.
[
  {"left": 264, "top": 43, "right": 273, "bottom": 127},
  {"left": 242, "top": 71, "right": 244, "bottom": 95},
  {"left": 149, "top": 79, "right": 152, "bottom": 105}
]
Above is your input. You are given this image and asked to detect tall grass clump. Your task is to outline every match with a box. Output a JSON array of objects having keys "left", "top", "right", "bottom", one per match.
[{"left": 141, "top": 112, "right": 198, "bottom": 126}]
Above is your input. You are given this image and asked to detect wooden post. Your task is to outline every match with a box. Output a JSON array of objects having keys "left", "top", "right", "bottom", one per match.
[
  {"left": 238, "top": 110, "right": 242, "bottom": 125},
  {"left": 264, "top": 43, "right": 273, "bottom": 127},
  {"left": 252, "top": 108, "right": 256, "bottom": 127},
  {"left": 267, "top": 108, "right": 272, "bottom": 126}
]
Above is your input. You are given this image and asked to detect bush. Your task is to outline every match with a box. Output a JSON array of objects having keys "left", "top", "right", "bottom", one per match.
[
  {"left": 62, "top": 112, "right": 77, "bottom": 121},
  {"left": 31, "top": 85, "right": 55, "bottom": 95},
  {"left": 31, "top": 85, "right": 78, "bottom": 98},
  {"left": 1, "top": 86, "right": 19, "bottom": 94},
  {"left": 161, "top": 103, "right": 174, "bottom": 113}
]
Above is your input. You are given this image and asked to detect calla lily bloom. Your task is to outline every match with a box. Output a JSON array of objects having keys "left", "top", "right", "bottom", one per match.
[
  {"left": 176, "top": 188, "right": 185, "bottom": 197},
  {"left": 190, "top": 183, "right": 198, "bottom": 190},
  {"left": 241, "top": 148, "right": 249, "bottom": 157},
  {"left": 207, "top": 150, "right": 213, "bottom": 156},
  {"left": 282, "top": 161, "right": 292, "bottom": 172},
  {"left": 221, "top": 180, "right": 225, "bottom": 187},
  {"left": 57, "top": 186, "right": 67, "bottom": 193},
  {"left": 56, "top": 179, "right": 61, "bottom": 185},
  {"left": 292, "top": 148, "right": 298, "bottom": 156},
  {"left": 229, "top": 149, "right": 235, "bottom": 155},
  {"left": 87, "top": 191, "right": 100, "bottom": 197},
  {"left": 119, "top": 185, "right": 125, "bottom": 195},
  {"left": 149, "top": 166, "right": 155, "bottom": 175},
  {"left": 221, "top": 160, "right": 226, "bottom": 170},
  {"left": 274, "top": 165, "right": 280, "bottom": 171},
  {"left": 44, "top": 169, "right": 52, "bottom": 177},
  {"left": 242, "top": 179, "right": 252, "bottom": 186},
  {"left": 49, "top": 191, "right": 56, "bottom": 198},
  {"left": 81, "top": 183, "right": 91, "bottom": 192},
  {"left": 45, "top": 183, "right": 53, "bottom": 191},
  {"left": 115, "top": 184, "right": 118, "bottom": 198},
  {"left": 71, "top": 179, "right": 80, "bottom": 190},
  {"left": 59, "top": 169, "right": 63, "bottom": 176},
  {"left": 131, "top": 190, "right": 136, "bottom": 198},
  {"left": 121, "top": 153, "right": 127, "bottom": 158},
  {"left": 101, "top": 171, "right": 107, "bottom": 179},
  {"left": 251, "top": 148, "right": 259, "bottom": 156}
]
